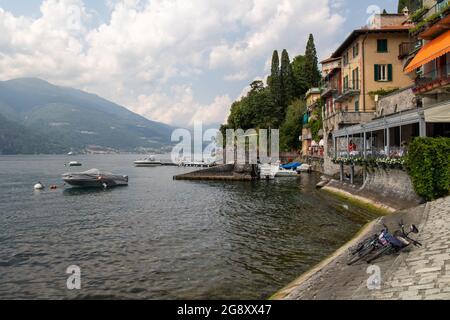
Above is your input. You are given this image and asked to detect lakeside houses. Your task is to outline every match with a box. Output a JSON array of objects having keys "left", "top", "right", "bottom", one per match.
[
  {"left": 316, "top": 3, "right": 450, "bottom": 177},
  {"left": 301, "top": 88, "right": 322, "bottom": 157}
]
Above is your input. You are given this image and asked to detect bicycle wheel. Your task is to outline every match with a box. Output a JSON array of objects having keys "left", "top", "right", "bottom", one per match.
[
  {"left": 350, "top": 235, "right": 377, "bottom": 256},
  {"left": 366, "top": 245, "right": 392, "bottom": 264},
  {"left": 347, "top": 244, "right": 376, "bottom": 265}
]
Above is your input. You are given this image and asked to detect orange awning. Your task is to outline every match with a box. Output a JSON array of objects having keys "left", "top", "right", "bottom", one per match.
[{"left": 405, "top": 30, "right": 450, "bottom": 73}]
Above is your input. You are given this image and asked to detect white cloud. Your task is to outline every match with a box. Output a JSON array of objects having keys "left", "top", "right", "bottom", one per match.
[
  {"left": 0, "top": 0, "right": 346, "bottom": 126},
  {"left": 224, "top": 71, "right": 248, "bottom": 82},
  {"left": 131, "top": 86, "right": 232, "bottom": 127}
]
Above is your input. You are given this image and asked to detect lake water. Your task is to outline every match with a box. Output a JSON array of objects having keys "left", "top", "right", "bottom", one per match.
[{"left": 0, "top": 154, "right": 378, "bottom": 299}]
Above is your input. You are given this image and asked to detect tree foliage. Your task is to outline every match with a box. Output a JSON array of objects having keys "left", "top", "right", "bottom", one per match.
[
  {"left": 304, "top": 34, "right": 321, "bottom": 88},
  {"left": 291, "top": 55, "right": 309, "bottom": 98},
  {"left": 280, "top": 99, "right": 306, "bottom": 151},
  {"left": 268, "top": 50, "right": 282, "bottom": 109},
  {"left": 280, "top": 49, "right": 296, "bottom": 111},
  {"left": 222, "top": 34, "right": 322, "bottom": 152}
]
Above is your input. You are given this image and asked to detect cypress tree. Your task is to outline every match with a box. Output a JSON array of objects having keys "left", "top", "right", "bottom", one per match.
[
  {"left": 304, "top": 34, "right": 321, "bottom": 88},
  {"left": 268, "top": 50, "right": 282, "bottom": 109},
  {"left": 280, "top": 49, "right": 296, "bottom": 108}
]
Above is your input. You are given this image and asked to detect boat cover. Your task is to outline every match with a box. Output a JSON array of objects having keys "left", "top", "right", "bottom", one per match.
[{"left": 281, "top": 162, "right": 301, "bottom": 170}]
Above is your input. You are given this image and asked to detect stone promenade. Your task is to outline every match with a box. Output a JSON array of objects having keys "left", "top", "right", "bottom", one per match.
[
  {"left": 273, "top": 196, "right": 450, "bottom": 300},
  {"left": 370, "top": 196, "right": 450, "bottom": 300}
]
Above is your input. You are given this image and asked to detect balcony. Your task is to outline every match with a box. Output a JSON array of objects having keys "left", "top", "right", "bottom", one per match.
[
  {"left": 414, "top": 63, "right": 450, "bottom": 94},
  {"left": 324, "top": 111, "right": 374, "bottom": 133},
  {"left": 335, "top": 81, "right": 360, "bottom": 103},
  {"left": 415, "top": 0, "right": 450, "bottom": 40},
  {"left": 321, "top": 81, "right": 340, "bottom": 98},
  {"left": 398, "top": 42, "right": 417, "bottom": 59}
]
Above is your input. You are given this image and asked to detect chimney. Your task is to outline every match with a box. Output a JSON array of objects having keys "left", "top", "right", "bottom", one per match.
[{"left": 403, "top": 6, "right": 410, "bottom": 16}]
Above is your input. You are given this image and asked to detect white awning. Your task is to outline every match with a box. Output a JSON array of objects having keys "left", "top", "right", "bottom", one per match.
[{"left": 424, "top": 103, "right": 450, "bottom": 123}]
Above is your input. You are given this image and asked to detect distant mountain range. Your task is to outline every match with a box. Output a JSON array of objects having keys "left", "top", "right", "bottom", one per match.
[{"left": 0, "top": 78, "right": 176, "bottom": 155}]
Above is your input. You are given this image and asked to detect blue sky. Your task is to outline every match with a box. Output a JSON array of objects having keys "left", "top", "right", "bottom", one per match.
[{"left": 0, "top": 0, "right": 400, "bottom": 126}]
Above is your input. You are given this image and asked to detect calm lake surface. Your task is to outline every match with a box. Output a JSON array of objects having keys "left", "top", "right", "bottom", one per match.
[{"left": 0, "top": 154, "right": 378, "bottom": 299}]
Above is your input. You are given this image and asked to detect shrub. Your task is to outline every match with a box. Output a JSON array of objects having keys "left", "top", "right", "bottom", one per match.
[
  {"left": 406, "top": 137, "right": 450, "bottom": 201},
  {"left": 410, "top": 7, "right": 429, "bottom": 23}
]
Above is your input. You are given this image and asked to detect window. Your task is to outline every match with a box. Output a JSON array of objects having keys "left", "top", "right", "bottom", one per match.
[
  {"left": 355, "top": 96, "right": 360, "bottom": 112},
  {"left": 352, "top": 68, "right": 360, "bottom": 90},
  {"left": 343, "top": 75, "right": 349, "bottom": 90},
  {"left": 377, "top": 39, "right": 388, "bottom": 53},
  {"left": 343, "top": 52, "right": 349, "bottom": 66},
  {"left": 353, "top": 43, "right": 359, "bottom": 58},
  {"left": 374, "top": 64, "right": 392, "bottom": 81}
]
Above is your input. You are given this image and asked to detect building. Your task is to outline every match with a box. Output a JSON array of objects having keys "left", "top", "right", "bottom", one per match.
[
  {"left": 328, "top": 1, "right": 450, "bottom": 174},
  {"left": 301, "top": 88, "right": 321, "bottom": 156},
  {"left": 404, "top": 0, "right": 450, "bottom": 136},
  {"left": 321, "top": 12, "right": 416, "bottom": 173}
]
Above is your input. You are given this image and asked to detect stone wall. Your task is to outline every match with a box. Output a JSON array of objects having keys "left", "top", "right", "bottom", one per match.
[
  {"left": 361, "top": 167, "right": 422, "bottom": 205},
  {"left": 376, "top": 86, "right": 416, "bottom": 117}
]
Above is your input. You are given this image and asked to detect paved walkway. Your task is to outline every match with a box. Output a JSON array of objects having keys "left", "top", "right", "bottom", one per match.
[
  {"left": 274, "top": 196, "right": 450, "bottom": 300},
  {"left": 370, "top": 196, "right": 450, "bottom": 300}
]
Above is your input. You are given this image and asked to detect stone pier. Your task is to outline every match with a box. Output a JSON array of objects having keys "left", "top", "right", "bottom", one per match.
[{"left": 174, "top": 164, "right": 258, "bottom": 181}]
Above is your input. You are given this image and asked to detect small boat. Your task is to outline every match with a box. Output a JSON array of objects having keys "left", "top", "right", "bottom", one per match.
[
  {"left": 68, "top": 161, "right": 82, "bottom": 167},
  {"left": 177, "top": 157, "right": 215, "bottom": 168},
  {"left": 259, "top": 163, "right": 279, "bottom": 180},
  {"left": 62, "top": 169, "right": 128, "bottom": 188},
  {"left": 134, "top": 156, "right": 162, "bottom": 167},
  {"left": 67, "top": 151, "right": 75, "bottom": 156},
  {"left": 276, "top": 168, "right": 300, "bottom": 177},
  {"left": 297, "top": 164, "right": 312, "bottom": 173},
  {"left": 281, "top": 162, "right": 301, "bottom": 170}
]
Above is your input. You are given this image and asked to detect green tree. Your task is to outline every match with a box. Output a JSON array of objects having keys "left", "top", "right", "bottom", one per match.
[
  {"left": 304, "top": 34, "right": 321, "bottom": 88},
  {"left": 398, "top": 0, "right": 422, "bottom": 13},
  {"left": 268, "top": 50, "right": 282, "bottom": 109},
  {"left": 225, "top": 87, "right": 277, "bottom": 131},
  {"left": 280, "top": 99, "right": 306, "bottom": 151},
  {"left": 291, "top": 55, "right": 309, "bottom": 98},
  {"left": 280, "top": 49, "right": 296, "bottom": 109}
]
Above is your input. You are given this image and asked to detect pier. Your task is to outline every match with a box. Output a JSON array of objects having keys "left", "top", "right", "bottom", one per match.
[{"left": 174, "top": 164, "right": 258, "bottom": 181}]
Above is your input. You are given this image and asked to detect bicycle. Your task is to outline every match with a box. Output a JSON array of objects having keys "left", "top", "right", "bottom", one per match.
[{"left": 365, "top": 221, "right": 422, "bottom": 264}]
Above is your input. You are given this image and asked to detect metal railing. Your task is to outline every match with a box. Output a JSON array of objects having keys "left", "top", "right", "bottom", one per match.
[
  {"left": 416, "top": 63, "right": 450, "bottom": 87},
  {"left": 399, "top": 42, "right": 416, "bottom": 58},
  {"left": 321, "top": 81, "right": 340, "bottom": 93},
  {"left": 423, "top": 0, "right": 450, "bottom": 20},
  {"left": 342, "top": 79, "right": 361, "bottom": 92}
]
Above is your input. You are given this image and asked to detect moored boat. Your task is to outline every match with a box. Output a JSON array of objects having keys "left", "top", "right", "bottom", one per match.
[
  {"left": 62, "top": 169, "right": 128, "bottom": 188},
  {"left": 134, "top": 156, "right": 162, "bottom": 167},
  {"left": 68, "top": 161, "right": 82, "bottom": 167}
]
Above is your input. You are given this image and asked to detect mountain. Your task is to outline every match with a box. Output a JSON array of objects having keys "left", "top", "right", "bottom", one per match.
[
  {"left": 0, "top": 113, "right": 65, "bottom": 154},
  {"left": 0, "top": 78, "right": 176, "bottom": 154}
]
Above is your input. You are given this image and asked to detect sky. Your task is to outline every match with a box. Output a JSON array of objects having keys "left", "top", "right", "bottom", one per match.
[{"left": 0, "top": 0, "right": 398, "bottom": 127}]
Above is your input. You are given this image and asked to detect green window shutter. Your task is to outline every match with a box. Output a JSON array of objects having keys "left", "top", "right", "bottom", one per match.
[
  {"left": 374, "top": 64, "right": 379, "bottom": 81},
  {"left": 377, "top": 39, "right": 387, "bottom": 52},
  {"left": 388, "top": 64, "right": 393, "bottom": 81}
]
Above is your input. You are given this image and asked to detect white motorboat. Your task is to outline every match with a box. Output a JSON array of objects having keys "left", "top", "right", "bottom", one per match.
[
  {"left": 259, "top": 163, "right": 279, "bottom": 180},
  {"left": 63, "top": 169, "right": 128, "bottom": 188},
  {"left": 276, "top": 168, "right": 300, "bottom": 177},
  {"left": 134, "top": 156, "right": 162, "bottom": 167},
  {"left": 297, "top": 164, "right": 312, "bottom": 173},
  {"left": 177, "top": 157, "right": 216, "bottom": 168},
  {"left": 68, "top": 161, "right": 82, "bottom": 167}
]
